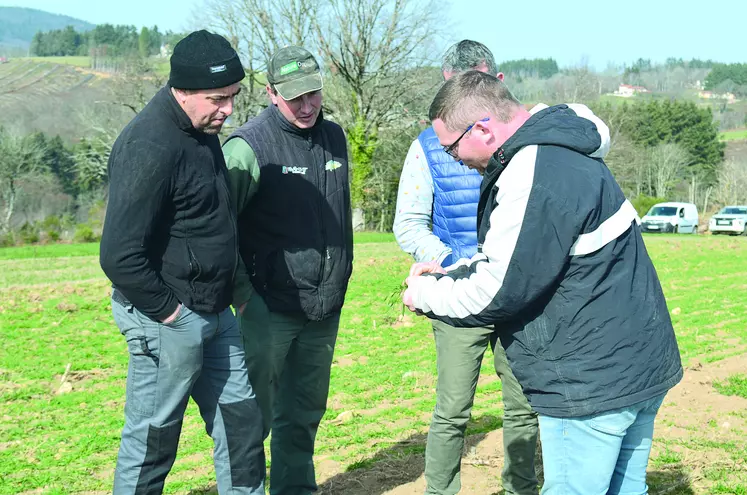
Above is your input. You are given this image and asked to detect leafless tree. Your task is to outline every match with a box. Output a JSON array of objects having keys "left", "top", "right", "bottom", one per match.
[
  {"left": 649, "top": 142, "right": 692, "bottom": 198},
  {"left": 106, "top": 56, "right": 164, "bottom": 115},
  {"left": 312, "top": 0, "right": 442, "bottom": 129},
  {"left": 199, "top": 0, "right": 319, "bottom": 127},
  {"left": 714, "top": 158, "right": 747, "bottom": 206},
  {"left": 0, "top": 128, "right": 47, "bottom": 233}
]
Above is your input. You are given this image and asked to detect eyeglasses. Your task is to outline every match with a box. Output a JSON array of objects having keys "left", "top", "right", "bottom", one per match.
[{"left": 442, "top": 117, "right": 490, "bottom": 159}]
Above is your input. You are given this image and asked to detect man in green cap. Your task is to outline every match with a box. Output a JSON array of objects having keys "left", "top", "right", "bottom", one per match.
[{"left": 223, "top": 46, "right": 352, "bottom": 495}]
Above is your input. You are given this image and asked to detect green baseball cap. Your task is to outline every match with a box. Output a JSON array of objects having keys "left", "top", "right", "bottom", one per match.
[{"left": 267, "top": 46, "right": 323, "bottom": 100}]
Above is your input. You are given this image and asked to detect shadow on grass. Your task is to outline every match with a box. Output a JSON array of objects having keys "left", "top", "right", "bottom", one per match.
[
  {"left": 186, "top": 415, "right": 505, "bottom": 495},
  {"left": 647, "top": 464, "right": 696, "bottom": 495},
  {"left": 317, "top": 414, "right": 503, "bottom": 495}
]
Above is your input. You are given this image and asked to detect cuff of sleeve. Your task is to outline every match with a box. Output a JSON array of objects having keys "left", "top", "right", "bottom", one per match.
[
  {"left": 154, "top": 298, "right": 180, "bottom": 322},
  {"left": 410, "top": 275, "right": 438, "bottom": 314}
]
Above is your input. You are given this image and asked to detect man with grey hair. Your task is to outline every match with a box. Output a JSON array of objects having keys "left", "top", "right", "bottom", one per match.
[
  {"left": 404, "top": 70, "right": 681, "bottom": 494},
  {"left": 393, "top": 40, "right": 538, "bottom": 495}
]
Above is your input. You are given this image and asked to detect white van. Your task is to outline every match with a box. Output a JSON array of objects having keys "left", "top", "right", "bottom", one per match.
[{"left": 640, "top": 202, "right": 699, "bottom": 234}]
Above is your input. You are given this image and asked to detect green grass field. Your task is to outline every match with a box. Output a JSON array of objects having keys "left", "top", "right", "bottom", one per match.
[
  {"left": 1, "top": 234, "right": 746, "bottom": 494},
  {"left": 720, "top": 128, "right": 747, "bottom": 141},
  {"left": 25, "top": 56, "right": 92, "bottom": 68}
]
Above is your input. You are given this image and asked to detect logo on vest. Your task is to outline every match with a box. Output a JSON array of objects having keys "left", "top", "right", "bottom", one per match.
[
  {"left": 282, "top": 166, "right": 308, "bottom": 175},
  {"left": 325, "top": 160, "right": 342, "bottom": 171}
]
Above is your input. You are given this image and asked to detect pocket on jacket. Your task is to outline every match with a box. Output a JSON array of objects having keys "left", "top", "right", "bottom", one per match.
[
  {"left": 266, "top": 248, "right": 322, "bottom": 289},
  {"left": 522, "top": 313, "right": 560, "bottom": 360}
]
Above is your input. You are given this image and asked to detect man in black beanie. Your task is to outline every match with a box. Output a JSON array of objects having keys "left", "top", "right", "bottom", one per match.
[{"left": 100, "top": 30, "right": 265, "bottom": 494}]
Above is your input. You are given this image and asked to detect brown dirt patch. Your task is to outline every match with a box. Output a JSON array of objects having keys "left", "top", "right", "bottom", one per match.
[{"left": 314, "top": 353, "right": 747, "bottom": 494}]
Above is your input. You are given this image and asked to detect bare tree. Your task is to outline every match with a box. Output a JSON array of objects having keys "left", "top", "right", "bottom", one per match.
[
  {"left": 0, "top": 128, "right": 47, "bottom": 233},
  {"left": 199, "top": 0, "right": 319, "bottom": 127},
  {"left": 107, "top": 56, "right": 165, "bottom": 115},
  {"left": 649, "top": 142, "right": 692, "bottom": 198},
  {"left": 603, "top": 133, "right": 648, "bottom": 197},
  {"left": 313, "top": 0, "right": 441, "bottom": 128},
  {"left": 714, "top": 158, "right": 747, "bottom": 206},
  {"left": 71, "top": 100, "right": 131, "bottom": 194},
  {"left": 363, "top": 126, "right": 421, "bottom": 231},
  {"left": 311, "top": 0, "right": 444, "bottom": 211},
  {"left": 197, "top": 0, "right": 446, "bottom": 221}
]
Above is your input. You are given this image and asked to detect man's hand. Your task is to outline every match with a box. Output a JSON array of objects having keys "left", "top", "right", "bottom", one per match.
[
  {"left": 409, "top": 261, "right": 447, "bottom": 277},
  {"left": 160, "top": 303, "right": 182, "bottom": 324},
  {"left": 402, "top": 286, "right": 417, "bottom": 313},
  {"left": 402, "top": 262, "right": 445, "bottom": 314}
]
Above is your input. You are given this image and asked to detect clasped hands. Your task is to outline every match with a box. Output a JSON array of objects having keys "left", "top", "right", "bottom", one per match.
[{"left": 402, "top": 261, "right": 447, "bottom": 313}]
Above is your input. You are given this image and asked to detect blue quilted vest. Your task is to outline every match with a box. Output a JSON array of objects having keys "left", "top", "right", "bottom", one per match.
[{"left": 418, "top": 127, "right": 482, "bottom": 266}]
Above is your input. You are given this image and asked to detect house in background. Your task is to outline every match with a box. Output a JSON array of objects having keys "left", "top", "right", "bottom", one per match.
[{"left": 613, "top": 83, "right": 651, "bottom": 97}]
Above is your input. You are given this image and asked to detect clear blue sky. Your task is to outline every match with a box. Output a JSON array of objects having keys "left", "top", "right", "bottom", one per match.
[{"left": 3, "top": 0, "right": 745, "bottom": 69}]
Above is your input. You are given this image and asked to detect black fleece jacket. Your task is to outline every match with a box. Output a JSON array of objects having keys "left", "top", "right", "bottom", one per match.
[{"left": 100, "top": 86, "right": 238, "bottom": 320}]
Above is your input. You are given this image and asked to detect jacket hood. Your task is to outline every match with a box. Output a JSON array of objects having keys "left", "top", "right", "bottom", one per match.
[
  {"left": 504, "top": 104, "right": 603, "bottom": 160},
  {"left": 482, "top": 104, "right": 606, "bottom": 188}
]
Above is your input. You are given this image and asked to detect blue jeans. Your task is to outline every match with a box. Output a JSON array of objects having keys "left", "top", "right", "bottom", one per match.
[
  {"left": 111, "top": 298, "right": 265, "bottom": 495},
  {"left": 538, "top": 394, "right": 666, "bottom": 495}
]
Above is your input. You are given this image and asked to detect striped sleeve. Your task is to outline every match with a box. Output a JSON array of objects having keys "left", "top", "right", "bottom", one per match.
[{"left": 409, "top": 145, "right": 579, "bottom": 327}]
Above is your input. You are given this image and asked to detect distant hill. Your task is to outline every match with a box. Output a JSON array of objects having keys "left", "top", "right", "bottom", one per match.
[{"left": 0, "top": 7, "right": 94, "bottom": 52}]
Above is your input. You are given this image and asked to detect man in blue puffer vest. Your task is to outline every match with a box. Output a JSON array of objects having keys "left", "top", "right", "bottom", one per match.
[{"left": 393, "top": 40, "right": 539, "bottom": 495}]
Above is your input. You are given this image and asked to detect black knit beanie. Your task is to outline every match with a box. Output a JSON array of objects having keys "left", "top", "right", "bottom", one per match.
[{"left": 168, "top": 30, "right": 245, "bottom": 90}]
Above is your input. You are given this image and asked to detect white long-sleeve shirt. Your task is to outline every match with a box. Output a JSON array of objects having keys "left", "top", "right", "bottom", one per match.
[{"left": 392, "top": 139, "right": 450, "bottom": 264}]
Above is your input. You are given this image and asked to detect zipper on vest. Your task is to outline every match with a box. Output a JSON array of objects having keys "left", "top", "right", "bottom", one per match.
[{"left": 317, "top": 138, "right": 327, "bottom": 312}]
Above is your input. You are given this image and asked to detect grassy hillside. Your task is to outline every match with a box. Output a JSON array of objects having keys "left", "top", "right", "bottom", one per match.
[
  {"left": 0, "top": 58, "right": 103, "bottom": 100},
  {"left": 0, "top": 57, "right": 121, "bottom": 140}
]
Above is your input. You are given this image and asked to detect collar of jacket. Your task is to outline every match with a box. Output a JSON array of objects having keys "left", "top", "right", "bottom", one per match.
[
  {"left": 482, "top": 105, "right": 549, "bottom": 185},
  {"left": 160, "top": 85, "right": 200, "bottom": 134},
  {"left": 268, "top": 102, "right": 324, "bottom": 138},
  {"left": 483, "top": 148, "right": 509, "bottom": 191}
]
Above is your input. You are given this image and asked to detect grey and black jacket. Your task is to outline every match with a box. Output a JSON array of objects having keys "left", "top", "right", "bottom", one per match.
[{"left": 410, "top": 104, "right": 683, "bottom": 417}]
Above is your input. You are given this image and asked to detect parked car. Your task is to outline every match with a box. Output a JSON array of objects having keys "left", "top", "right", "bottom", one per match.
[
  {"left": 708, "top": 205, "right": 747, "bottom": 235},
  {"left": 640, "top": 202, "right": 699, "bottom": 234}
]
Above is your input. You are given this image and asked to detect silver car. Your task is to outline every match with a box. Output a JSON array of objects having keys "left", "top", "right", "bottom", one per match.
[{"left": 709, "top": 206, "right": 747, "bottom": 235}]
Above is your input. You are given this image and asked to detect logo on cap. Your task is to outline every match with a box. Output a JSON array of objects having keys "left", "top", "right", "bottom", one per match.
[
  {"left": 210, "top": 64, "right": 227, "bottom": 73},
  {"left": 279, "top": 61, "right": 300, "bottom": 75}
]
